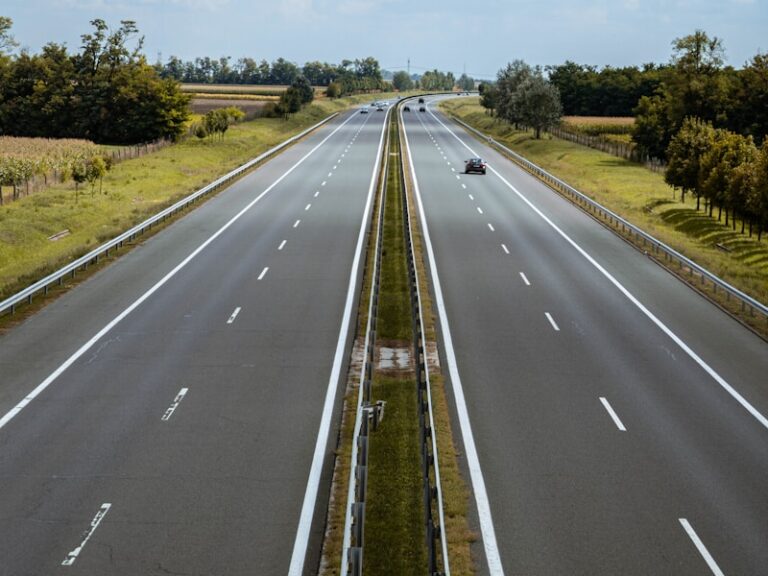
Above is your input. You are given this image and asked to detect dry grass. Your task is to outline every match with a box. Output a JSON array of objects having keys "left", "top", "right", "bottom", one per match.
[{"left": 563, "top": 116, "right": 634, "bottom": 126}]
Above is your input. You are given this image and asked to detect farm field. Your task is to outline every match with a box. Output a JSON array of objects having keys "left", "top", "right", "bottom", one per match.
[
  {"left": 440, "top": 97, "right": 768, "bottom": 308},
  {"left": 0, "top": 92, "right": 406, "bottom": 301}
]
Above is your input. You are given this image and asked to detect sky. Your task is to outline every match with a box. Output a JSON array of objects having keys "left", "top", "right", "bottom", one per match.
[{"left": 2, "top": 0, "right": 766, "bottom": 79}]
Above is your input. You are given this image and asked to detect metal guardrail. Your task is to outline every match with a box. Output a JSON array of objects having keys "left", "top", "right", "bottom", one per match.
[
  {"left": 0, "top": 113, "right": 339, "bottom": 318},
  {"left": 400, "top": 97, "right": 450, "bottom": 576},
  {"left": 342, "top": 106, "right": 392, "bottom": 576},
  {"left": 450, "top": 116, "right": 768, "bottom": 326}
]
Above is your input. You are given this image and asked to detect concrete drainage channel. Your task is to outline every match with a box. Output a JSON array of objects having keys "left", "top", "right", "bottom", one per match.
[{"left": 340, "top": 103, "right": 449, "bottom": 575}]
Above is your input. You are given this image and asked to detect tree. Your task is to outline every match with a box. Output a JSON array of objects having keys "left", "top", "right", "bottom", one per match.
[
  {"left": 664, "top": 117, "right": 716, "bottom": 205},
  {"left": 0, "top": 15, "right": 17, "bottom": 54},
  {"left": 512, "top": 73, "right": 562, "bottom": 139},
  {"left": 752, "top": 142, "right": 768, "bottom": 240},
  {"left": 478, "top": 83, "right": 498, "bottom": 115},
  {"left": 699, "top": 130, "right": 757, "bottom": 226},
  {"left": 326, "top": 82, "right": 341, "bottom": 98},
  {"left": 666, "top": 30, "right": 729, "bottom": 127},
  {"left": 86, "top": 156, "right": 107, "bottom": 196},
  {"left": 732, "top": 54, "right": 768, "bottom": 145},
  {"left": 291, "top": 75, "right": 314, "bottom": 104},
  {"left": 276, "top": 86, "right": 302, "bottom": 117},
  {"left": 632, "top": 94, "right": 672, "bottom": 161},
  {"left": 392, "top": 70, "right": 413, "bottom": 91},
  {"left": 457, "top": 73, "right": 474, "bottom": 91},
  {"left": 495, "top": 60, "right": 532, "bottom": 126}
]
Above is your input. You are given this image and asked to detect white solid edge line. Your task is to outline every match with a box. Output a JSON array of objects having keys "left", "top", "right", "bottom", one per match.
[
  {"left": 0, "top": 110, "right": 360, "bottom": 434},
  {"left": 61, "top": 503, "right": 111, "bottom": 566},
  {"left": 545, "top": 312, "right": 560, "bottom": 331},
  {"left": 599, "top": 397, "right": 627, "bottom": 431},
  {"left": 679, "top": 518, "right": 726, "bottom": 576},
  {"left": 287, "top": 107, "right": 389, "bottom": 576},
  {"left": 428, "top": 107, "right": 768, "bottom": 431},
  {"left": 404, "top": 105, "right": 505, "bottom": 575},
  {"left": 226, "top": 306, "right": 241, "bottom": 324}
]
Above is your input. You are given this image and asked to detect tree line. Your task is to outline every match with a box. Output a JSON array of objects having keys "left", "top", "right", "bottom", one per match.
[
  {"left": 666, "top": 119, "right": 768, "bottom": 239},
  {"left": 0, "top": 18, "right": 190, "bottom": 145},
  {"left": 156, "top": 54, "right": 386, "bottom": 96},
  {"left": 478, "top": 61, "right": 562, "bottom": 139}
]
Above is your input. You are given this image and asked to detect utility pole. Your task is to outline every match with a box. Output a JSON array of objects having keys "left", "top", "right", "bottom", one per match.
[{"left": 407, "top": 58, "right": 410, "bottom": 76}]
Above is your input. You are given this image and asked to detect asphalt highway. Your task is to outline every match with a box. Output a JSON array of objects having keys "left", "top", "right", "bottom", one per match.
[
  {"left": 403, "top": 97, "right": 768, "bottom": 576},
  {"left": 0, "top": 104, "right": 389, "bottom": 575}
]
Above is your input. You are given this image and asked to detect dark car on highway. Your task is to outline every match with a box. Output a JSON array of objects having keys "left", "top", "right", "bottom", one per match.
[
  {"left": 419, "top": 106, "right": 426, "bottom": 112},
  {"left": 464, "top": 158, "right": 487, "bottom": 174},
  {"left": 403, "top": 105, "right": 411, "bottom": 112},
  {"left": 418, "top": 97, "right": 425, "bottom": 103}
]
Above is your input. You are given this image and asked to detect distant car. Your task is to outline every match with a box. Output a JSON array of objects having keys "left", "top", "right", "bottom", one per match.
[
  {"left": 403, "top": 105, "right": 411, "bottom": 112},
  {"left": 418, "top": 97, "right": 425, "bottom": 103},
  {"left": 419, "top": 106, "right": 426, "bottom": 112},
  {"left": 360, "top": 108, "right": 369, "bottom": 114},
  {"left": 370, "top": 102, "right": 377, "bottom": 107},
  {"left": 464, "top": 158, "right": 487, "bottom": 174},
  {"left": 376, "top": 106, "right": 384, "bottom": 111}
]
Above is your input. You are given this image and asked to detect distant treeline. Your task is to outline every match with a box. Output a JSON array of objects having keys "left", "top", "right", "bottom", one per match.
[
  {"left": 0, "top": 18, "right": 189, "bottom": 145},
  {"left": 546, "top": 31, "right": 768, "bottom": 158},
  {"left": 155, "top": 56, "right": 386, "bottom": 95}
]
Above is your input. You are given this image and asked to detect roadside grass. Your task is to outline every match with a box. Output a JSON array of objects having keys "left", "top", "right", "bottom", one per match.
[
  {"left": 440, "top": 98, "right": 768, "bottom": 311},
  {"left": 0, "top": 93, "right": 410, "bottom": 302}
]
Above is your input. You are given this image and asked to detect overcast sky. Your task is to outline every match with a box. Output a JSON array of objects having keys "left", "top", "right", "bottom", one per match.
[{"left": 3, "top": 0, "right": 766, "bottom": 79}]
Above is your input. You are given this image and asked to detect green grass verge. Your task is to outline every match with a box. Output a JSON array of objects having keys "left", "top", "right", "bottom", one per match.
[
  {"left": 365, "top": 376, "right": 427, "bottom": 575},
  {"left": 0, "top": 93, "right": 415, "bottom": 303},
  {"left": 440, "top": 98, "right": 768, "bottom": 324}
]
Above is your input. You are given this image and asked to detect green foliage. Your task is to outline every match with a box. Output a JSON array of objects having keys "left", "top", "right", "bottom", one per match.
[
  {"left": 478, "top": 82, "right": 498, "bottom": 115},
  {"left": 325, "top": 81, "right": 341, "bottom": 98},
  {"left": 457, "top": 72, "right": 474, "bottom": 91},
  {"left": 0, "top": 19, "right": 190, "bottom": 144},
  {"left": 419, "top": 68, "right": 455, "bottom": 91},
  {"left": 665, "top": 117, "right": 716, "bottom": 200},
  {"left": 0, "top": 15, "right": 17, "bottom": 53},
  {"left": 484, "top": 61, "right": 562, "bottom": 138},
  {"left": 547, "top": 61, "right": 664, "bottom": 117},
  {"left": 392, "top": 70, "right": 413, "bottom": 91},
  {"left": 291, "top": 75, "right": 314, "bottom": 104}
]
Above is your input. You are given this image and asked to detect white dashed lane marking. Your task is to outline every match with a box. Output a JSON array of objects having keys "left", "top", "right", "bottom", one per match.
[
  {"left": 226, "top": 307, "right": 241, "bottom": 324},
  {"left": 162, "top": 387, "right": 189, "bottom": 421}
]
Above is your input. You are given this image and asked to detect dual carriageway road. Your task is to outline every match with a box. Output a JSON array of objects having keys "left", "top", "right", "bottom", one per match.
[{"left": 0, "top": 94, "right": 766, "bottom": 575}]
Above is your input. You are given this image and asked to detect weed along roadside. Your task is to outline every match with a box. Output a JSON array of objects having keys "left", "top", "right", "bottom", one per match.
[
  {"left": 440, "top": 97, "right": 768, "bottom": 339},
  {"left": 321, "top": 103, "right": 474, "bottom": 576}
]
